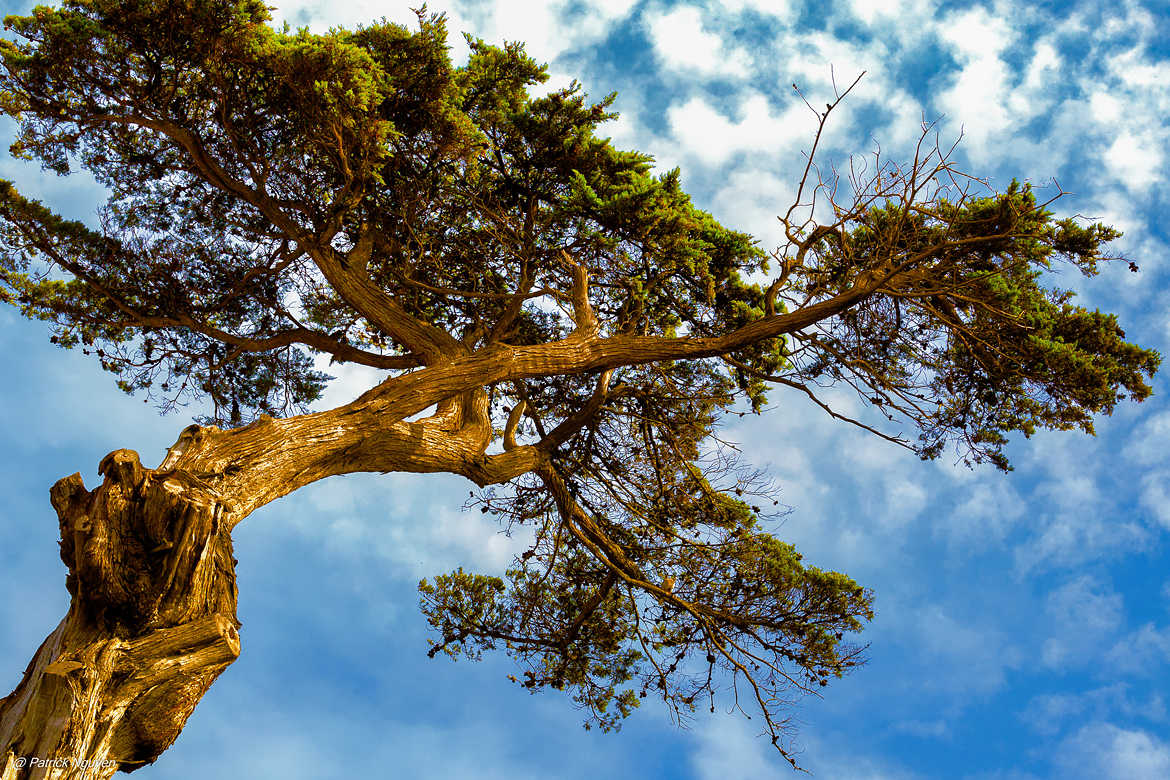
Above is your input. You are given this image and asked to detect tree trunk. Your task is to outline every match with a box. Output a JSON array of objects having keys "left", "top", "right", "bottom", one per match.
[{"left": 1, "top": 449, "right": 241, "bottom": 779}]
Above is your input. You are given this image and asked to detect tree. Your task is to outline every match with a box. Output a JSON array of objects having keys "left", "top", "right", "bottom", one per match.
[{"left": 0, "top": 0, "right": 1159, "bottom": 775}]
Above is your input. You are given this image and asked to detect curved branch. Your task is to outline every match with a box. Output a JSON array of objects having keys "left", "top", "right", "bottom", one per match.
[
  {"left": 503, "top": 400, "right": 527, "bottom": 451},
  {"left": 561, "top": 251, "right": 598, "bottom": 337}
]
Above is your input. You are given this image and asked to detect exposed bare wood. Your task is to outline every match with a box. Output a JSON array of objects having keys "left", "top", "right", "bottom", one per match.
[{"left": 0, "top": 452, "right": 240, "bottom": 779}]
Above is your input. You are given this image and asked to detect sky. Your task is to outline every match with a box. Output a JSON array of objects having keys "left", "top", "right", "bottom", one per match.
[{"left": 1, "top": 0, "right": 1168, "bottom": 777}]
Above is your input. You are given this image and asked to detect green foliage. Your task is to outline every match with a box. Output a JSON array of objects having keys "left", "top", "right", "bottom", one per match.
[
  {"left": 421, "top": 500, "right": 872, "bottom": 735},
  {"left": 787, "top": 182, "right": 1159, "bottom": 469}
]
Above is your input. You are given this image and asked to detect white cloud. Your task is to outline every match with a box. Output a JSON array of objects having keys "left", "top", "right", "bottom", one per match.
[
  {"left": 1014, "top": 511, "right": 1150, "bottom": 574},
  {"left": 1089, "top": 92, "right": 1124, "bottom": 124},
  {"left": 1037, "top": 473, "right": 1101, "bottom": 514},
  {"left": 311, "top": 356, "right": 387, "bottom": 410},
  {"left": 848, "top": 0, "right": 908, "bottom": 25},
  {"left": 1054, "top": 723, "right": 1170, "bottom": 780},
  {"left": 716, "top": 0, "right": 792, "bottom": 17},
  {"left": 1104, "top": 131, "right": 1165, "bottom": 194},
  {"left": 562, "top": 0, "right": 640, "bottom": 52},
  {"left": 599, "top": 98, "right": 652, "bottom": 152},
  {"left": 939, "top": 7, "right": 1014, "bottom": 60},
  {"left": 1088, "top": 22, "right": 1170, "bottom": 194},
  {"left": 892, "top": 718, "right": 948, "bottom": 738},
  {"left": 1101, "top": 0, "right": 1157, "bottom": 39},
  {"left": 283, "top": 473, "right": 531, "bottom": 580},
  {"left": 908, "top": 604, "right": 1020, "bottom": 694},
  {"left": 1139, "top": 471, "right": 1170, "bottom": 530},
  {"left": 454, "top": 0, "right": 575, "bottom": 62},
  {"left": 270, "top": 0, "right": 428, "bottom": 31},
  {"left": 645, "top": 5, "right": 750, "bottom": 77},
  {"left": 877, "top": 479, "right": 927, "bottom": 531},
  {"left": 793, "top": 731, "right": 923, "bottom": 779},
  {"left": 581, "top": 0, "right": 638, "bottom": 23},
  {"left": 665, "top": 93, "right": 811, "bottom": 167},
  {"left": 1008, "top": 41, "right": 1062, "bottom": 118},
  {"left": 692, "top": 717, "right": 921, "bottom": 779},
  {"left": 757, "top": 27, "right": 923, "bottom": 155},
  {"left": 934, "top": 8, "right": 1016, "bottom": 155},
  {"left": 783, "top": 31, "right": 885, "bottom": 99},
  {"left": 1106, "top": 623, "right": 1170, "bottom": 676},
  {"left": 1039, "top": 576, "right": 1124, "bottom": 670},
  {"left": 709, "top": 166, "right": 798, "bottom": 251},
  {"left": 1020, "top": 690, "right": 1088, "bottom": 736},
  {"left": 924, "top": 3, "right": 1168, "bottom": 193},
  {"left": 1020, "top": 683, "right": 1168, "bottom": 736},
  {"left": 843, "top": 0, "right": 940, "bottom": 59},
  {"left": 4, "top": 2, "right": 1169, "bottom": 779},
  {"left": 274, "top": 0, "right": 635, "bottom": 66},
  {"left": 942, "top": 480, "right": 1025, "bottom": 548},
  {"left": 1022, "top": 41, "right": 1061, "bottom": 83},
  {"left": 1104, "top": 42, "right": 1170, "bottom": 98},
  {"left": 719, "top": 392, "right": 927, "bottom": 578},
  {"left": 964, "top": 771, "right": 1042, "bottom": 780},
  {"left": 690, "top": 717, "right": 792, "bottom": 780},
  {"left": 1012, "top": 433, "right": 1151, "bottom": 572}
]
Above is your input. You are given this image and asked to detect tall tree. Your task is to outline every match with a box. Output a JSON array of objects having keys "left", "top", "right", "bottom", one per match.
[{"left": 0, "top": 0, "right": 1158, "bottom": 775}]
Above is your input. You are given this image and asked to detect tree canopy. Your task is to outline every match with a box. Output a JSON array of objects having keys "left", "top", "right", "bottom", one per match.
[{"left": 0, "top": 0, "right": 1159, "bottom": 767}]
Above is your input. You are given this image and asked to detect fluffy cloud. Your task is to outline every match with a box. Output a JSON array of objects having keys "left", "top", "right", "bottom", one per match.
[
  {"left": 933, "top": 7, "right": 1017, "bottom": 155},
  {"left": 848, "top": 0, "right": 915, "bottom": 26},
  {"left": 708, "top": 167, "right": 799, "bottom": 250},
  {"left": 1011, "top": 432, "right": 1153, "bottom": 573},
  {"left": 1106, "top": 622, "right": 1170, "bottom": 676},
  {"left": 898, "top": 603, "right": 1022, "bottom": 694},
  {"left": 273, "top": 472, "right": 532, "bottom": 580},
  {"left": 1124, "top": 411, "right": 1170, "bottom": 466},
  {"left": 268, "top": 0, "right": 424, "bottom": 30},
  {"left": 1104, "top": 131, "right": 1166, "bottom": 194},
  {"left": 715, "top": 0, "right": 792, "bottom": 16},
  {"left": 691, "top": 717, "right": 921, "bottom": 780},
  {"left": 1053, "top": 723, "right": 1170, "bottom": 779},
  {"left": 1020, "top": 683, "right": 1168, "bottom": 737},
  {"left": 1, "top": 2, "right": 1167, "bottom": 779},
  {"left": 1139, "top": 472, "right": 1170, "bottom": 531},
  {"left": 664, "top": 93, "right": 812, "bottom": 167},
  {"left": 940, "top": 480, "right": 1026, "bottom": 549},
  {"left": 689, "top": 717, "right": 793, "bottom": 780},
  {"left": 272, "top": 0, "right": 636, "bottom": 64},
  {"left": 645, "top": 5, "right": 751, "bottom": 77},
  {"left": 1039, "top": 576, "right": 1124, "bottom": 670},
  {"left": 452, "top": 0, "right": 637, "bottom": 61}
]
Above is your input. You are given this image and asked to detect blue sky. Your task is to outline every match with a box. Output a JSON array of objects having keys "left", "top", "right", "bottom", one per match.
[{"left": 1, "top": 0, "right": 1169, "bottom": 777}]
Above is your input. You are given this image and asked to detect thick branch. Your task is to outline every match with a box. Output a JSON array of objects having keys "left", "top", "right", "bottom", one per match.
[
  {"left": 562, "top": 251, "right": 598, "bottom": 337},
  {"left": 314, "top": 242, "right": 466, "bottom": 363},
  {"left": 148, "top": 281, "right": 881, "bottom": 518}
]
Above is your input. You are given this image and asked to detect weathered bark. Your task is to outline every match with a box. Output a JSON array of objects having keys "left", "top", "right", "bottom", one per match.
[{"left": 1, "top": 450, "right": 240, "bottom": 779}]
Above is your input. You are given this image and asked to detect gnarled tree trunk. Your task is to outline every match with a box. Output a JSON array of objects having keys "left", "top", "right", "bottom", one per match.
[
  {"left": 0, "top": 373, "right": 544, "bottom": 778},
  {"left": 1, "top": 449, "right": 240, "bottom": 779}
]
